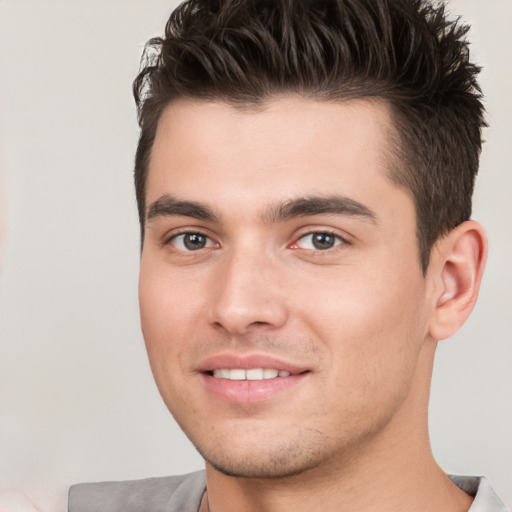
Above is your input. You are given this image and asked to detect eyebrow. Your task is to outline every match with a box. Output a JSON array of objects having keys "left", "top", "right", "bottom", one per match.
[
  {"left": 146, "top": 195, "right": 220, "bottom": 223},
  {"left": 146, "top": 194, "right": 377, "bottom": 225},
  {"left": 262, "top": 195, "right": 378, "bottom": 224}
]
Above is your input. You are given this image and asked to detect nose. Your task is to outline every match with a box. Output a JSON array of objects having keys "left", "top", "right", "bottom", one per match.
[{"left": 206, "top": 248, "right": 288, "bottom": 335}]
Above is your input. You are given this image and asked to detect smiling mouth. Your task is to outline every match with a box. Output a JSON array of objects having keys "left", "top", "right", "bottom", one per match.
[
  {"left": 208, "top": 368, "right": 300, "bottom": 381},
  {"left": 201, "top": 364, "right": 309, "bottom": 403}
]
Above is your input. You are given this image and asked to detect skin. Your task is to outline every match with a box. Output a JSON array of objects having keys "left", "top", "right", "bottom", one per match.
[{"left": 139, "top": 96, "right": 486, "bottom": 512}]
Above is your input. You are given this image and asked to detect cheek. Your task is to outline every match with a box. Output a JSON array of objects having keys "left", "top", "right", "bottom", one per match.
[
  {"left": 138, "top": 265, "right": 205, "bottom": 421},
  {"left": 296, "top": 260, "right": 427, "bottom": 391},
  {"left": 140, "top": 256, "right": 205, "bottom": 328},
  {"left": 139, "top": 261, "right": 203, "bottom": 375}
]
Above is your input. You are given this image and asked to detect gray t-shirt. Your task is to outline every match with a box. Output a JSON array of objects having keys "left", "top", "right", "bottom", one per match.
[
  {"left": 68, "top": 471, "right": 509, "bottom": 512},
  {"left": 68, "top": 471, "right": 206, "bottom": 512}
]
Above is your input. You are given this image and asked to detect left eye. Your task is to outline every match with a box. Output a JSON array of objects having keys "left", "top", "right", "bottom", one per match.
[
  {"left": 295, "top": 232, "right": 344, "bottom": 250},
  {"left": 170, "top": 232, "right": 214, "bottom": 251}
]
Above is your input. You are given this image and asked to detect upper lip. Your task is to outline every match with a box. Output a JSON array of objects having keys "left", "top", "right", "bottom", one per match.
[{"left": 197, "top": 353, "right": 309, "bottom": 375}]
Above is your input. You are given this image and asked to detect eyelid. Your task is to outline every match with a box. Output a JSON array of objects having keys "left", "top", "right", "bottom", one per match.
[
  {"left": 162, "top": 228, "right": 219, "bottom": 250},
  {"left": 290, "top": 229, "right": 350, "bottom": 250},
  {"left": 160, "top": 226, "right": 350, "bottom": 251}
]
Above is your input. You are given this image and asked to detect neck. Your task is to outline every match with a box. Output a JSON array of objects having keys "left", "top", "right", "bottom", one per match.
[
  {"left": 203, "top": 433, "right": 470, "bottom": 512},
  {"left": 202, "top": 342, "right": 473, "bottom": 512}
]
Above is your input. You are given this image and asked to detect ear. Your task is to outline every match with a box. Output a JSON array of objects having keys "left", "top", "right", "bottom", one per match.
[{"left": 427, "top": 221, "right": 488, "bottom": 341}]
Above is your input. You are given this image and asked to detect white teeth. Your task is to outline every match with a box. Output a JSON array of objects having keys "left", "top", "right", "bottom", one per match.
[
  {"left": 212, "top": 368, "right": 292, "bottom": 381},
  {"left": 262, "top": 368, "right": 279, "bottom": 379},
  {"left": 229, "top": 369, "right": 246, "bottom": 380},
  {"left": 246, "top": 368, "right": 263, "bottom": 380}
]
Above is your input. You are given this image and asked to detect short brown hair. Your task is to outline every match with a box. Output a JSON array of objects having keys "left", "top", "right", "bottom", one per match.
[{"left": 133, "top": 0, "right": 486, "bottom": 272}]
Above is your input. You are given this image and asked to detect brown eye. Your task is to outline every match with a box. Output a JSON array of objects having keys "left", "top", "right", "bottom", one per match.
[
  {"left": 312, "top": 233, "right": 336, "bottom": 250},
  {"left": 171, "top": 232, "right": 213, "bottom": 251},
  {"left": 296, "top": 232, "right": 343, "bottom": 250}
]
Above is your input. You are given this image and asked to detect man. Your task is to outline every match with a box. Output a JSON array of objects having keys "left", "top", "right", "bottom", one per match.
[{"left": 69, "top": 0, "right": 508, "bottom": 510}]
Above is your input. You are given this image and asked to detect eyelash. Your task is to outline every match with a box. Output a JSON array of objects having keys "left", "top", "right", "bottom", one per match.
[
  {"left": 292, "top": 230, "right": 348, "bottom": 251},
  {"left": 164, "top": 229, "right": 348, "bottom": 253},
  {"left": 164, "top": 230, "right": 216, "bottom": 251}
]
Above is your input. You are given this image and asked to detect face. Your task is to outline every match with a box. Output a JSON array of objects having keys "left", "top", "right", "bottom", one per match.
[{"left": 139, "top": 97, "right": 432, "bottom": 478}]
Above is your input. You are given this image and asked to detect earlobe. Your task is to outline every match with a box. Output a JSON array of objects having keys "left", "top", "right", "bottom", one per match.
[{"left": 428, "top": 221, "right": 488, "bottom": 341}]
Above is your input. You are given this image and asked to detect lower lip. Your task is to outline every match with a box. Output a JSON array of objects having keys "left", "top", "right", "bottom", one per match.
[{"left": 200, "top": 373, "right": 307, "bottom": 404}]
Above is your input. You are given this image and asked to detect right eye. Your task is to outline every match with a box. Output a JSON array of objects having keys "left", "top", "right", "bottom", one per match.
[
  {"left": 295, "top": 231, "right": 344, "bottom": 251},
  {"left": 169, "top": 232, "right": 215, "bottom": 251}
]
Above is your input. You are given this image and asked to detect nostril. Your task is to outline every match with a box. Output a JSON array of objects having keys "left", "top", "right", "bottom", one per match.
[{"left": 208, "top": 295, "right": 288, "bottom": 335}]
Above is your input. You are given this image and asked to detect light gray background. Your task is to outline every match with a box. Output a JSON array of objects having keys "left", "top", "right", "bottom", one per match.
[{"left": 0, "top": 1, "right": 510, "bottom": 511}]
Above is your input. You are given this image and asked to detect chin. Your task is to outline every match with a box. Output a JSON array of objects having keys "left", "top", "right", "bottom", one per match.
[{"left": 193, "top": 434, "right": 330, "bottom": 479}]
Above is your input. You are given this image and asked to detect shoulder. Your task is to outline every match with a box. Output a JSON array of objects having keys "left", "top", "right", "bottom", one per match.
[{"left": 68, "top": 470, "right": 206, "bottom": 512}]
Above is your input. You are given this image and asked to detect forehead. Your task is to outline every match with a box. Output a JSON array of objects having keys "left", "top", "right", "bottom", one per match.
[{"left": 147, "top": 96, "right": 401, "bottom": 212}]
